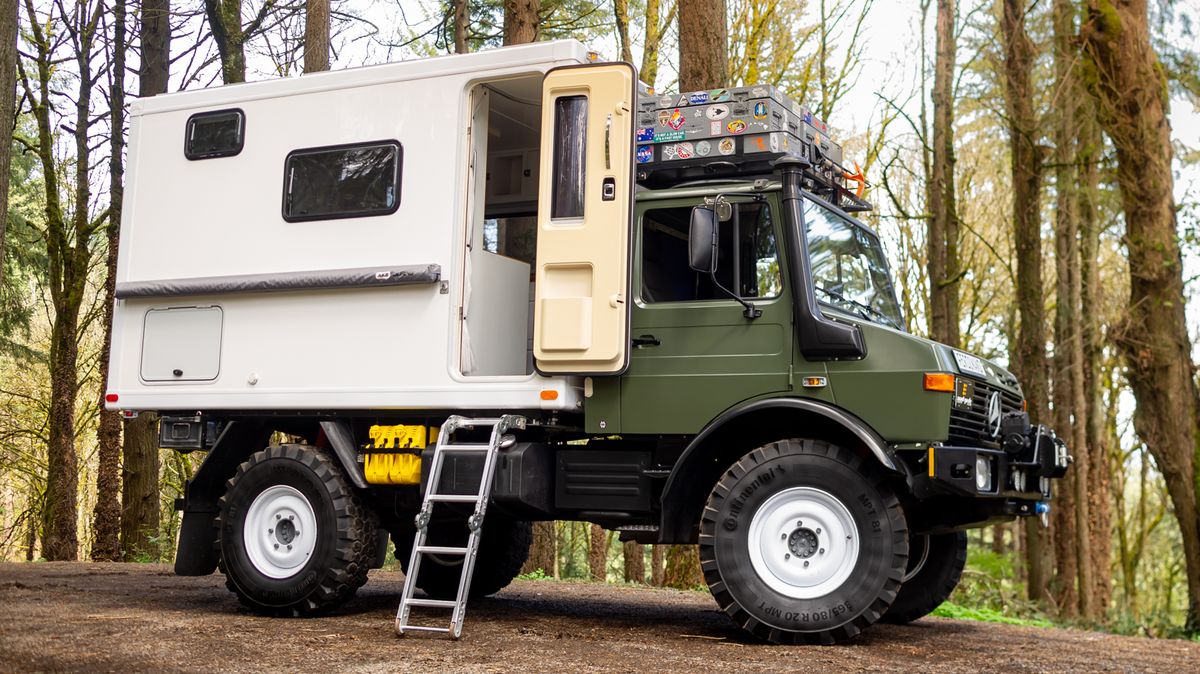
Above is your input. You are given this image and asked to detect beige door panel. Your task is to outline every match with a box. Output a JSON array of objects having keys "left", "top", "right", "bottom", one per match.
[{"left": 534, "top": 63, "right": 636, "bottom": 375}]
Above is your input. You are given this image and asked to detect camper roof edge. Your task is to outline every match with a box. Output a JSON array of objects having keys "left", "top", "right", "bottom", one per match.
[{"left": 130, "top": 39, "right": 592, "bottom": 118}]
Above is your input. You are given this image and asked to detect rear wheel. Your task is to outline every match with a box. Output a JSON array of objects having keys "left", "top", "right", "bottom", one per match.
[
  {"left": 699, "top": 439, "right": 908, "bottom": 644},
  {"left": 393, "top": 517, "right": 532, "bottom": 599},
  {"left": 217, "top": 444, "right": 378, "bottom": 616},
  {"left": 881, "top": 531, "right": 967, "bottom": 624}
]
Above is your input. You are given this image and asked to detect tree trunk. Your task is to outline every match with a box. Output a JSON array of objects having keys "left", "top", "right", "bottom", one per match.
[
  {"left": 502, "top": 0, "right": 539, "bottom": 45},
  {"left": 1077, "top": 103, "right": 1113, "bottom": 614},
  {"left": 588, "top": 524, "right": 607, "bottom": 581},
  {"left": 452, "top": 0, "right": 468, "bottom": 53},
  {"left": 927, "top": 0, "right": 959, "bottom": 348},
  {"left": 678, "top": 0, "right": 728, "bottom": 90},
  {"left": 43, "top": 316, "right": 81, "bottom": 560},
  {"left": 522, "top": 521, "right": 557, "bottom": 576},
  {"left": 650, "top": 544, "right": 665, "bottom": 585},
  {"left": 303, "top": 0, "right": 329, "bottom": 73},
  {"left": 205, "top": 0, "right": 247, "bottom": 84},
  {"left": 662, "top": 545, "right": 702, "bottom": 589},
  {"left": 613, "top": 0, "right": 632, "bottom": 63},
  {"left": 140, "top": 0, "right": 170, "bottom": 95},
  {"left": 0, "top": 0, "right": 17, "bottom": 285},
  {"left": 1001, "top": 0, "right": 1049, "bottom": 604},
  {"left": 640, "top": 0, "right": 663, "bottom": 88},
  {"left": 121, "top": 413, "right": 161, "bottom": 560},
  {"left": 623, "top": 540, "right": 644, "bottom": 583},
  {"left": 1082, "top": 0, "right": 1200, "bottom": 633},
  {"left": 91, "top": 0, "right": 128, "bottom": 562}
]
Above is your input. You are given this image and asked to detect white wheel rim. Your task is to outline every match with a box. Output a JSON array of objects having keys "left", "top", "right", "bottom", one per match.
[
  {"left": 746, "top": 487, "right": 860, "bottom": 600},
  {"left": 243, "top": 485, "right": 318, "bottom": 579}
]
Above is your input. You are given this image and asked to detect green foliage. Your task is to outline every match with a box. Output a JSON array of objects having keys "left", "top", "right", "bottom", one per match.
[
  {"left": 517, "top": 568, "right": 552, "bottom": 580},
  {"left": 932, "top": 601, "right": 1054, "bottom": 628}
]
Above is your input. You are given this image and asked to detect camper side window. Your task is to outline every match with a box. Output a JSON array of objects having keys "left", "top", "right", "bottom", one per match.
[
  {"left": 185, "top": 109, "right": 245, "bottom": 160},
  {"left": 282, "top": 141, "right": 402, "bottom": 222}
]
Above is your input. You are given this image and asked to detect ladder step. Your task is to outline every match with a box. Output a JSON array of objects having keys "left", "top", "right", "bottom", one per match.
[
  {"left": 425, "top": 494, "right": 480, "bottom": 503},
  {"left": 404, "top": 598, "right": 458, "bottom": 608},
  {"left": 399, "top": 625, "right": 451, "bottom": 634},
  {"left": 438, "top": 444, "right": 491, "bottom": 452},
  {"left": 416, "top": 545, "right": 469, "bottom": 556}
]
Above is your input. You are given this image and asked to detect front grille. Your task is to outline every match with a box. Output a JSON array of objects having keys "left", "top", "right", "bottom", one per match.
[{"left": 947, "top": 377, "right": 1023, "bottom": 448}]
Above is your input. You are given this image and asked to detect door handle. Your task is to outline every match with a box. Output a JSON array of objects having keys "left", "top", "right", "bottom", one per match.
[
  {"left": 632, "top": 335, "right": 661, "bottom": 347},
  {"left": 605, "top": 113, "right": 613, "bottom": 169}
]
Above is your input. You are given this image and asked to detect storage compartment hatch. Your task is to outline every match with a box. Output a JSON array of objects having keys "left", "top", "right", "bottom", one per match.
[{"left": 140, "top": 306, "right": 223, "bottom": 381}]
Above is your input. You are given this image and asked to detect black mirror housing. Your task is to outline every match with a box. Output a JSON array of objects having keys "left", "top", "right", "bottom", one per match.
[{"left": 688, "top": 206, "right": 718, "bottom": 274}]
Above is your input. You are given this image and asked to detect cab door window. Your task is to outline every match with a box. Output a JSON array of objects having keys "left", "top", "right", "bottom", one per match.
[{"left": 641, "top": 201, "right": 781, "bottom": 303}]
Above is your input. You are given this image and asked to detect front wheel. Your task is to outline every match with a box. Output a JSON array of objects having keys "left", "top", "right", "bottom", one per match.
[
  {"left": 217, "top": 444, "right": 379, "bottom": 616},
  {"left": 700, "top": 439, "right": 908, "bottom": 644}
]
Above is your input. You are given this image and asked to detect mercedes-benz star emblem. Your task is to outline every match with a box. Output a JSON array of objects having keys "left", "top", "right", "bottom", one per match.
[{"left": 986, "top": 391, "right": 1003, "bottom": 439}]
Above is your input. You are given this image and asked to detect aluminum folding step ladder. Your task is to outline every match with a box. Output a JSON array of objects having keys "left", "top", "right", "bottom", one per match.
[{"left": 395, "top": 415, "right": 525, "bottom": 639}]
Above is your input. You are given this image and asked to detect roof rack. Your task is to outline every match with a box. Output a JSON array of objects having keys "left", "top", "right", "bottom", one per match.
[{"left": 633, "top": 85, "right": 872, "bottom": 213}]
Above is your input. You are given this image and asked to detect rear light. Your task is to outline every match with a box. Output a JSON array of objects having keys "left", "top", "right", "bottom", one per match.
[
  {"left": 923, "top": 373, "right": 955, "bottom": 392},
  {"left": 104, "top": 393, "right": 118, "bottom": 403}
]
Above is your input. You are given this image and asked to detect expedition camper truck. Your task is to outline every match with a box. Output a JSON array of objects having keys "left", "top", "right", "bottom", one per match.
[{"left": 106, "top": 40, "right": 1071, "bottom": 644}]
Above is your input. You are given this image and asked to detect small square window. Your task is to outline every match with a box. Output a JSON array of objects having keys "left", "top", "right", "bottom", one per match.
[
  {"left": 185, "top": 109, "right": 245, "bottom": 160},
  {"left": 282, "top": 141, "right": 402, "bottom": 222}
]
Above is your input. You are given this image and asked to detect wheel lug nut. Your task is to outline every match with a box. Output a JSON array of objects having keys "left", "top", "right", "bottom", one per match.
[
  {"left": 287, "top": 544, "right": 292, "bottom": 551},
  {"left": 796, "top": 520, "right": 803, "bottom": 527},
  {"left": 288, "top": 515, "right": 294, "bottom": 521},
  {"left": 781, "top": 534, "right": 787, "bottom": 540},
  {"left": 819, "top": 548, "right": 825, "bottom": 554},
  {"left": 274, "top": 543, "right": 279, "bottom": 549},
  {"left": 276, "top": 514, "right": 281, "bottom": 520},
  {"left": 816, "top": 527, "right": 822, "bottom": 534},
  {"left": 784, "top": 553, "right": 791, "bottom": 560},
  {"left": 268, "top": 528, "right": 273, "bottom": 534}
]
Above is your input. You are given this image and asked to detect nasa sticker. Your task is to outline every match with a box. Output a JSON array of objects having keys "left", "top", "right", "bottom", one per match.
[
  {"left": 718, "top": 137, "right": 736, "bottom": 155},
  {"left": 676, "top": 142, "right": 695, "bottom": 159},
  {"left": 727, "top": 119, "right": 747, "bottom": 134},
  {"left": 753, "top": 102, "right": 768, "bottom": 120},
  {"left": 668, "top": 109, "right": 686, "bottom": 130},
  {"left": 695, "top": 140, "right": 712, "bottom": 157},
  {"left": 636, "top": 127, "right": 655, "bottom": 143},
  {"left": 706, "top": 104, "right": 730, "bottom": 120},
  {"left": 636, "top": 145, "right": 654, "bottom": 164}
]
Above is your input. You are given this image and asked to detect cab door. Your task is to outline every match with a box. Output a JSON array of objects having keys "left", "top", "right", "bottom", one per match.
[{"left": 533, "top": 63, "right": 637, "bottom": 375}]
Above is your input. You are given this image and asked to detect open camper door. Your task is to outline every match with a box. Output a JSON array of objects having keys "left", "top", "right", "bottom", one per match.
[{"left": 533, "top": 62, "right": 637, "bottom": 375}]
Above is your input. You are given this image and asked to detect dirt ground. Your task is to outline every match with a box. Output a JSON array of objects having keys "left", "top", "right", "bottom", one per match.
[{"left": 1, "top": 563, "right": 1197, "bottom": 673}]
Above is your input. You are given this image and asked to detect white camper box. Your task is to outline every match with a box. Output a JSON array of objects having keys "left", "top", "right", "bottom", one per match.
[{"left": 106, "top": 41, "right": 612, "bottom": 413}]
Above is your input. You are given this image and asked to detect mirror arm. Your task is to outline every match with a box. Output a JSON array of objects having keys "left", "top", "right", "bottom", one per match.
[{"left": 709, "top": 271, "right": 762, "bottom": 319}]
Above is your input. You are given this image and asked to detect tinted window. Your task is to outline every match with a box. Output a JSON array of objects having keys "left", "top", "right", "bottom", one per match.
[
  {"left": 185, "top": 109, "right": 244, "bottom": 159},
  {"left": 641, "top": 202, "right": 781, "bottom": 303},
  {"left": 283, "top": 141, "right": 402, "bottom": 222},
  {"left": 551, "top": 96, "right": 587, "bottom": 219}
]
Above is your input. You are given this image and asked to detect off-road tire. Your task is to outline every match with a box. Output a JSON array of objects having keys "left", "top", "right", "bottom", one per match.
[
  {"left": 393, "top": 517, "right": 532, "bottom": 599},
  {"left": 699, "top": 438, "right": 908, "bottom": 644},
  {"left": 882, "top": 531, "right": 967, "bottom": 624},
  {"left": 217, "top": 444, "right": 378, "bottom": 616}
]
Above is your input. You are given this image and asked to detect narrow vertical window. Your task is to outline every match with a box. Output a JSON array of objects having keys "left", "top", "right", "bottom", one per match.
[{"left": 551, "top": 96, "right": 588, "bottom": 219}]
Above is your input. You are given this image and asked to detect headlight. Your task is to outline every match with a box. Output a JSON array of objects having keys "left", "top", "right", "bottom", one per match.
[{"left": 975, "top": 456, "right": 993, "bottom": 492}]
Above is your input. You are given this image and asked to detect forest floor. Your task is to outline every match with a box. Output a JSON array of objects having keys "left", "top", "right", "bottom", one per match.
[{"left": 1, "top": 563, "right": 1198, "bottom": 673}]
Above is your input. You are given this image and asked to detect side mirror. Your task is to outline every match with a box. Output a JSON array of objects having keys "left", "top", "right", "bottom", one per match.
[{"left": 688, "top": 206, "right": 718, "bottom": 274}]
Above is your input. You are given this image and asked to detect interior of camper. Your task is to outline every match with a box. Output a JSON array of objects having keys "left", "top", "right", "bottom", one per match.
[{"left": 460, "top": 75, "right": 543, "bottom": 377}]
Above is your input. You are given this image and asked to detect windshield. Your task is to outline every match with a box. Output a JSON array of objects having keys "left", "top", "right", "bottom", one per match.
[{"left": 804, "top": 198, "right": 904, "bottom": 330}]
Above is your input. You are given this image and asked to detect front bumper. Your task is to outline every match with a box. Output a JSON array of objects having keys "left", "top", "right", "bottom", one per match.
[{"left": 908, "top": 416, "right": 1071, "bottom": 506}]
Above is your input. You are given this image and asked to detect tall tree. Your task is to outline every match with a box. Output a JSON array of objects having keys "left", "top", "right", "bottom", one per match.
[
  {"left": 452, "top": 0, "right": 468, "bottom": 53},
  {"left": 588, "top": 524, "right": 607, "bottom": 581},
  {"left": 90, "top": 0, "right": 130, "bottom": 562},
  {"left": 1001, "top": 0, "right": 1050, "bottom": 603},
  {"left": 639, "top": 0, "right": 675, "bottom": 89},
  {"left": 623, "top": 540, "right": 644, "bottom": 583},
  {"left": 926, "top": 0, "right": 959, "bottom": 348},
  {"left": 1081, "top": 0, "right": 1200, "bottom": 633},
  {"left": 204, "top": 0, "right": 277, "bottom": 84},
  {"left": 117, "top": 0, "right": 171, "bottom": 562},
  {"left": 0, "top": 0, "right": 16, "bottom": 285},
  {"left": 678, "top": 0, "right": 727, "bottom": 90},
  {"left": 613, "top": 0, "right": 632, "bottom": 63},
  {"left": 502, "top": 0, "right": 539, "bottom": 44},
  {"left": 303, "top": 0, "right": 329, "bottom": 72},
  {"left": 17, "top": 0, "right": 106, "bottom": 561},
  {"left": 521, "top": 521, "right": 557, "bottom": 576}
]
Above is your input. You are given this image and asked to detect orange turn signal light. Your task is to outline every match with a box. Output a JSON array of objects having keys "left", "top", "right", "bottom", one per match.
[
  {"left": 540, "top": 389, "right": 559, "bottom": 401},
  {"left": 924, "top": 373, "right": 955, "bottom": 392}
]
